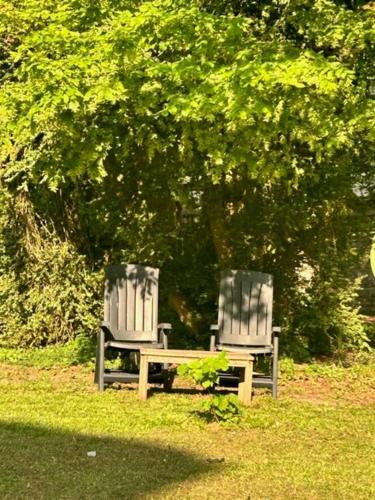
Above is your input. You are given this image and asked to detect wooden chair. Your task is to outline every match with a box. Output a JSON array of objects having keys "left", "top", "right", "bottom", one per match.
[
  {"left": 210, "top": 270, "right": 280, "bottom": 398},
  {"left": 94, "top": 264, "right": 172, "bottom": 391}
]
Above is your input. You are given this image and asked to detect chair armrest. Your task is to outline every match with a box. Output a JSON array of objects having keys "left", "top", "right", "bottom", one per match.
[
  {"left": 100, "top": 321, "right": 123, "bottom": 340},
  {"left": 272, "top": 326, "right": 281, "bottom": 335},
  {"left": 100, "top": 321, "right": 112, "bottom": 337},
  {"left": 158, "top": 323, "right": 172, "bottom": 331},
  {"left": 158, "top": 324, "right": 171, "bottom": 349},
  {"left": 99, "top": 321, "right": 112, "bottom": 345}
]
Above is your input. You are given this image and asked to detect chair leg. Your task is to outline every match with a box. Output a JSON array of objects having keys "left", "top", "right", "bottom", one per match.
[
  {"left": 272, "top": 335, "right": 279, "bottom": 399},
  {"left": 94, "top": 331, "right": 99, "bottom": 384},
  {"left": 95, "top": 329, "right": 105, "bottom": 392},
  {"left": 161, "top": 331, "right": 168, "bottom": 371},
  {"left": 163, "top": 368, "right": 175, "bottom": 392}
]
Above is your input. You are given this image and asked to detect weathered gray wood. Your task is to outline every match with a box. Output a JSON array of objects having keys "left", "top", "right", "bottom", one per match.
[
  {"left": 218, "top": 273, "right": 230, "bottom": 335},
  {"left": 95, "top": 264, "right": 171, "bottom": 391},
  {"left": 249, "top": 280, "right": 260, "bottom": 337},
  {"left": 272, "top": 332, "right": 279, "bottom": 398},
  {"left": 104, "top": 285, "right": 110, "bottom": 324},
  {"left": 143, "top": 279, "right": 153, "bottom": 332},
  {"left": 104, "top": 264, "right": 159, "bottom": 342},
  {"left": 105, "top": 340, "right": 164, "bottom": 350},
  {"left": 215, "top": 345, "right": 272, "bottom": 354},
  {"left": 157, "top": 323, "right": 172, "bottom": 330},
  {"left": 218, "top": 270, "right": 273, "bottom": 346},
  {"left": 96, "top": 329, "right": 105, "bottom": 392},
  {"left": 240, "top": 277, "right": 251, "bottom": 336},
  {"left": 140, "top": 348, "right": 254, "bottom": 363},
  {"left": 209, "top": 334, "right": 216, "bottom": 351},
  {"left": 212, "top": 269, "right": 279, "bottom": 399},
  {"left": 110, "top": 282, "right": 119, "bottom": 330},
  {"left": 126, "top": 273, "right": 135, "bottom": 331},
  {"left": 118, "top": 279, "right": 126, "bottom": 332},
  {"left": 135, "top": 275, "right": 144, "bottom": 331},
  {"left": 102, "top": 371, "right": 165, "bottom": 384},
  {"left": 231, "top": 273, "right": 242, "bottom": 337},
  {"left": 152, "top": 277, "right": 158, "bottom": 337},
  {"left": 238, "top": 359, "right": 253, "bottom": 405}
]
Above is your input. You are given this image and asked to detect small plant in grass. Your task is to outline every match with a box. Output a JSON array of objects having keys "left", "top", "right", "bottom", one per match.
[
  {"left": 177, "top": 352, "right": 243, "bottom": 423},
  {"left": 177, "top": 351, "right": 229, "bottom": 389},
  {"left": 201, "top": 393, "right": 243, "bottom": 423}
]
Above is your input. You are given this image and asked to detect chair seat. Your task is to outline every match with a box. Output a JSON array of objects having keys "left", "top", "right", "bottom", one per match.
[
  {"left": 103, "top": 370, "right": 165, "bottom": 384},
  {"left": 218, "top": 372, "right": 273, "bottom": 388},
  {"left": 216, "top": 344, "right": 273, "bottom": 354},
  {"left": 105, "top": 341, "right": 164, "bottom": 350}
]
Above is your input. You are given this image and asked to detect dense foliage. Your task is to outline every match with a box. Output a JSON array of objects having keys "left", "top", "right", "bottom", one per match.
[{"left": 0, "top": 0, "right": 374, "bottom": 354}]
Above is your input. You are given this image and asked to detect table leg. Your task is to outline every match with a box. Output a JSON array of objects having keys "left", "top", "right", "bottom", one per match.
[
  {"left": 139, "top": 354, "right": 149, "bottom": 400},
  {"left": 238, "top": 368, "right": 245, "bottom": 402},
  {"left": 238, "top": 362, "right": 253, "bottom": 406}
]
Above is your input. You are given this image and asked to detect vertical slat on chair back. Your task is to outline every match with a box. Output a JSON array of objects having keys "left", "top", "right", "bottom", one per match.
[
  {"left": 104, "top": 264, "right": 159, "bottom": 342},
  {"left": 218, "top": 270, "right": 273, "bottom": 346}
]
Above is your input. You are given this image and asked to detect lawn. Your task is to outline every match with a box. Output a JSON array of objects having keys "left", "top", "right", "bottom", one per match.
[{"left": 0, "top": 357, "right": 374, "bottom": 499}]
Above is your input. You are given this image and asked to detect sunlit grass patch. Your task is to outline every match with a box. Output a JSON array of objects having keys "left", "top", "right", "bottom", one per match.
[{"left": 0, "top": 358, "right": 374, "bottom": 499}]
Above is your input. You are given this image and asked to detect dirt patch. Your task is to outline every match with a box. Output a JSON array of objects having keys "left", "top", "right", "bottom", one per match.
[
  {"left": 0, "top": 363, "right": 41, "bottom": 382},
  {"left": 281, "top": 377, "right": 375, "bottom": 407},
  {"left": 0, "top": 363, "right": 94, "bottom": 392}
]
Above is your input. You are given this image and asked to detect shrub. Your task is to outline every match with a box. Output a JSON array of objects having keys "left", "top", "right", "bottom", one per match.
[
  {"left": 0, "top": 192, "right": 101, "bottom": 347},
  {"left": 287, "top": 275, "right": 370, "bottom": 358}
]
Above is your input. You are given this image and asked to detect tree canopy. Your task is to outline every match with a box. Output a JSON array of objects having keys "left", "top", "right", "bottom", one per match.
[{"left": 0, "top": 0, "right": 374, "bottom": 355}]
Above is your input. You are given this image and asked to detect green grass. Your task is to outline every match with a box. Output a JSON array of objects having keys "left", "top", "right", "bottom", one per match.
[{"left": 0, "top": 357, "right": 374, "bottom": 499}]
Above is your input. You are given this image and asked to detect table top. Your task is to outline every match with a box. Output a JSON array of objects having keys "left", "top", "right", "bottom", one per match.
[{"left": 140, "top": 348, "right": 253, "bottom": 362}]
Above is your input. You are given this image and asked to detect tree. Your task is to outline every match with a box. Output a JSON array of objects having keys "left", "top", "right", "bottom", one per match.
[{"left": 0, "top": 0, "right": 374, "bottom": 354}]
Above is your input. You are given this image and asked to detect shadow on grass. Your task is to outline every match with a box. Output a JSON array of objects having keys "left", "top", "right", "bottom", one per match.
[{"left": 0, "top": 420, "right": 218, "bottom": 499}]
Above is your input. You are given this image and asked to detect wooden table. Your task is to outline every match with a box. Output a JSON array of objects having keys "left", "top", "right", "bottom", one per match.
[{"left": 139, "top": 348, "right": 254, "bottom": 405}]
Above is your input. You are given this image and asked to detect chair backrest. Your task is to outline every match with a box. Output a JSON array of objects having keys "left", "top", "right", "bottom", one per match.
[
  {"left": 104, "top": 264, "right": 159, "bottom": 342},
  {"left": 218, "top": 269, "right": 273, "bottom": 347}
]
